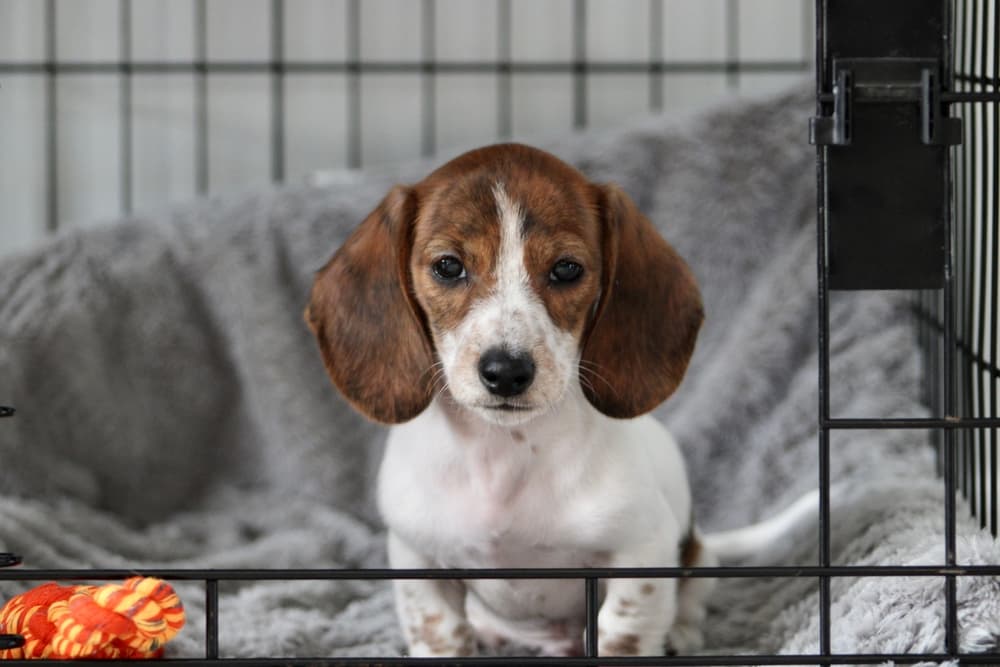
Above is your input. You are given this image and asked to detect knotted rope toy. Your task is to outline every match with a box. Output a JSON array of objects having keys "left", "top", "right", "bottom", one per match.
[{"left": 0, "top": 577, "right": 185, "bottom": 659}]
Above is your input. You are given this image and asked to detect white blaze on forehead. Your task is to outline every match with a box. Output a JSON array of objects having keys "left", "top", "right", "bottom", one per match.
[{"left": 492, "top": 182, "right": 529, "bottom": 295}]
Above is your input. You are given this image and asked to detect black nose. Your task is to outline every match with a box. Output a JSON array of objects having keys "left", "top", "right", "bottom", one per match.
[{"left": 478, "top": 348, "right": 536, "bottom": 398}]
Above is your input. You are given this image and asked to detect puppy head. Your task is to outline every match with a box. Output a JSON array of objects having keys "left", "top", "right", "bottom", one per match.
[{"left": 306, "top": 144, "right": 702, "bottom": 425}]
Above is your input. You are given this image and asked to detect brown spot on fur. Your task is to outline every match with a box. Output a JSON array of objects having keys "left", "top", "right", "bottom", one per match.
[
  {"left": 615, "top": 597, "right": 637, "bottom": 617},
  {"left": 601, "top": 632, "right": 641, "bottom": 656},
  {"left": 680, "top": 530, "right": 703, "bottom": 568},
  {"left": 511, "top": 430, "right": 525, "bottom": 442},
  {"left": 640, "top": 583, "right": 656, "bottom": 596},
  {"left": 413, "top": 613, "right": 474, "bottom": 655}
]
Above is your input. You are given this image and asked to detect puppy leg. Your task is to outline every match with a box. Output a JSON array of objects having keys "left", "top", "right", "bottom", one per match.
[
  {"left": 597, "top": 540, "right": 678, "bottom": 657},
  {"left": 388, "top": 532, "right": 476, "bottom": 657},
  {"left": 667, "top": 532, "right": 716, "bottom": 654}
]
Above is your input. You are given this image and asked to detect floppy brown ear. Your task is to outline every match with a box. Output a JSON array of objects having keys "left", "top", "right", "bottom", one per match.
[
  {"left": 581, "top": 184, "right": 704, "bottom": 419},
  {"left": 304, "top": 185, "right": 436, "bottom": 424}
]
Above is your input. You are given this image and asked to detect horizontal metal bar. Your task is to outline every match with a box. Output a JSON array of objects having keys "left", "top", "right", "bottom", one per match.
[
  {"left": 818, "top": 90, "right": 1000, "bottom": 104},
  {"left": 0, "top": 60, "right": 810, "bottom": 76},
  {"left": 942, "top": 90, "right": 1000, "bottom": 103},
  {"left": 2, "top": 564, "right": 1000, "bottom": 581},
  {"left": 825, "top": 417, "right": 1000, "bottom": 429},
  {"left": 0, "top": 653, "right": 998, "bottom": 666}
]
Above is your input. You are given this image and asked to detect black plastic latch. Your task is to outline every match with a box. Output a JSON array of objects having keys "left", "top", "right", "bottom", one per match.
[
  {"left": 811, "top": 58, "right": 961, "bottom": 148},
  {"left": 810, "top": 69, "right": 852, "bottom": 146},
  {"left": 922, "top": 69, "right": 962, "bottom": 146}
]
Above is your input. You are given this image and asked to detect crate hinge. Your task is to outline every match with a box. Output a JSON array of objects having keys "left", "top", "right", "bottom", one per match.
[{"left": 810, "top": 57, "right": 962, "bottom": 147}]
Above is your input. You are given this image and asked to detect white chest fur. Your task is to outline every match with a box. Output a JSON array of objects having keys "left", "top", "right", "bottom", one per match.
[{"left": 376, "top": 392, "right": 693, "bottom": 626}]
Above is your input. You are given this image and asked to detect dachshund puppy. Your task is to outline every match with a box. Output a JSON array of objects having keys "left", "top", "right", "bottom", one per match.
[{"left": 306, "top": 143, "right": 715, "bottom": 657}]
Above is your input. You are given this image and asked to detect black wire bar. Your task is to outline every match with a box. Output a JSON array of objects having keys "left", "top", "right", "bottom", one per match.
[
  {"left": 3, "top": 656, "right": 1000, "bottom": 667},
  {"left": 4, "top": 562, "right": 1000, "bottom": 665},
  {"left": 813, "top": 2, "right": 831, "bottom": 659},
  {"left": 0, "top": 60, "right": 810, "bottom": 76},
  {"left": 4, "top": 656, "right": 1000, "bottom": 667}
]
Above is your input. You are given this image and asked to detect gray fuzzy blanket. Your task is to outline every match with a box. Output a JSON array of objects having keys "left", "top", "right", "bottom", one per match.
[{"left": 1, "top": 87, "right": 998, "bottom": 665}]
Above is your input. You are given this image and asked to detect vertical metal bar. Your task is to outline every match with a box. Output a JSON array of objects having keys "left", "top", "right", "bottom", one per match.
[
  {"left": 991, "top": 0, "right": 1000, "bottom": 539},
  {"left": 942, "top": 4, "right": 959, "bottom": 656},
  {"left": 955, "top": 0, "right": 971, "bottom": 480},
  {"left": 814, "top": 0, "right": 831, "bottom": 659},
  {"left": 725, "top": 0, "right": 740, "bottom": 91},
  {"left": 497, "top": 0, "right": 512, "bottom": 139},
  {"left": 195, "top": 0, "right": 209, "bottom": 194},
  {"left": 967, "top": 0, "right": 990, "bottom": 525},
  {"left": 572, "top": 0, "right": 587, "bottom": 129},
  {"left": 649, "top": 0, "right": 663, "bottom": 112},
  {"left": 45, "top": 0, "right": 58, "bottom": 233},
  {"left": 952, "top": 0, "right": 968, "bottom": 520},
  {"left": 205, "top": 579, "right": 219, "bottom": 659},
  {"left": 977, "top": 0, "right": 993, "bottom": 528},
  {"left": 584, "top": 577, "right": 599, "bottom": 657},
  {"left": 347, "top": 0, "right": 362, "bottom": 169},
  {"left": 971, "top": 0, "right": 986, "bottom": 520},
  {"left": 421, "top": 0, "right": 436, "bottom": 157},
  {"left": 270, "top": 0, "right": 286, "bottom": 183},
  {"left": 119, "top": 0, "right": 133, "bottom": 215},
  {"left": 960, "top": 0, "right": 983, "bottom": 526}
]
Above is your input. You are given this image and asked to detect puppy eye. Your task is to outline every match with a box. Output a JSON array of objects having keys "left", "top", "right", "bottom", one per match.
[
  {"left": 432, "top": 256, "right": 467, "bottom": 282},
  {"left": 549, "top": 260, "right": 583, "bottom": 283}
]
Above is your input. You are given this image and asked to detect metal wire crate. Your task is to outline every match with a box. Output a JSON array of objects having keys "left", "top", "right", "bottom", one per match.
[{"left": 2, "top": 0, "right": 1000, "bottom": 665}]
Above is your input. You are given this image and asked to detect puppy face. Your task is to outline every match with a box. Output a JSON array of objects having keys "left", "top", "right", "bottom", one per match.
[
  {"left": 306, "top": 143, "right": 703, "bottom": 425},
  {"left": 410, "top": 166, "right": 603, "bottom": 426}
]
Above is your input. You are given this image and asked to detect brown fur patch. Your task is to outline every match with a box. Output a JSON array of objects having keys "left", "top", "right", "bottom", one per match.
[
  {"left": 601, "top": 632, "right": 641, "bottom": 656},
  {"left": 410, "top": 173, "right": 502, "bottom": 335},
  {"left": 680, "top": 531, "right": 703, "bottom": 568},
  {"left": 305, "top": 185, "right": 437, "bottom": 424},
  {"left": 640, "top": 583, "right": 656, "bottom": 596},
  {"left": 615, "top": 598, "right": 638, "bottom": 617},
  {"left": 580, "top": 183, "right": 704, "bottom": 418},
  {"left": 413, "top": 613, "right": 474, "bottom": 655},
  {"left": 409, "top": 144, "right": 604, "bottom": 343}
]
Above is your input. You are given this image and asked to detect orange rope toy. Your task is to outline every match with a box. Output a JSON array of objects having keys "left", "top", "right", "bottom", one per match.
[{"left": 0, "top": 577, "right": 185, "bottom": 659}]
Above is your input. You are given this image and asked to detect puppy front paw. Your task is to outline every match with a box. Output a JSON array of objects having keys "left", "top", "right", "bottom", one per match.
[
  {"left": 407, "top": 616, "right": 477, "bottom": 657},
  {"left": 598, "top": 631, "right": 648, "bottom": 656},
  {"left": 665, "top": 622, "right": 704, "bottom": 655}
]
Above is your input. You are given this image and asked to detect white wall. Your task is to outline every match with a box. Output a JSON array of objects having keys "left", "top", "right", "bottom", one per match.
[{"left": 0, "top": 0, "right": 812, "bottom": 256}]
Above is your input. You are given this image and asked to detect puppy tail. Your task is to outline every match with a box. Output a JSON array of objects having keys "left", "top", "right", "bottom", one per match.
[{"left": 700, "top": 488, "right": 820, "bottom": 562}]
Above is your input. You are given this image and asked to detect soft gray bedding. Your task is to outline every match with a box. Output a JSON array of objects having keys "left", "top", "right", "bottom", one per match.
[{"left": 1, "top": 87, "right": 998, "bottom": 664}]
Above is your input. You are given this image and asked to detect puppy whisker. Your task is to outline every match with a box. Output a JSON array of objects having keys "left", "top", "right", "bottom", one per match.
[{"left": 578, "top": 362, "right": 618, "bottom": 398}]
